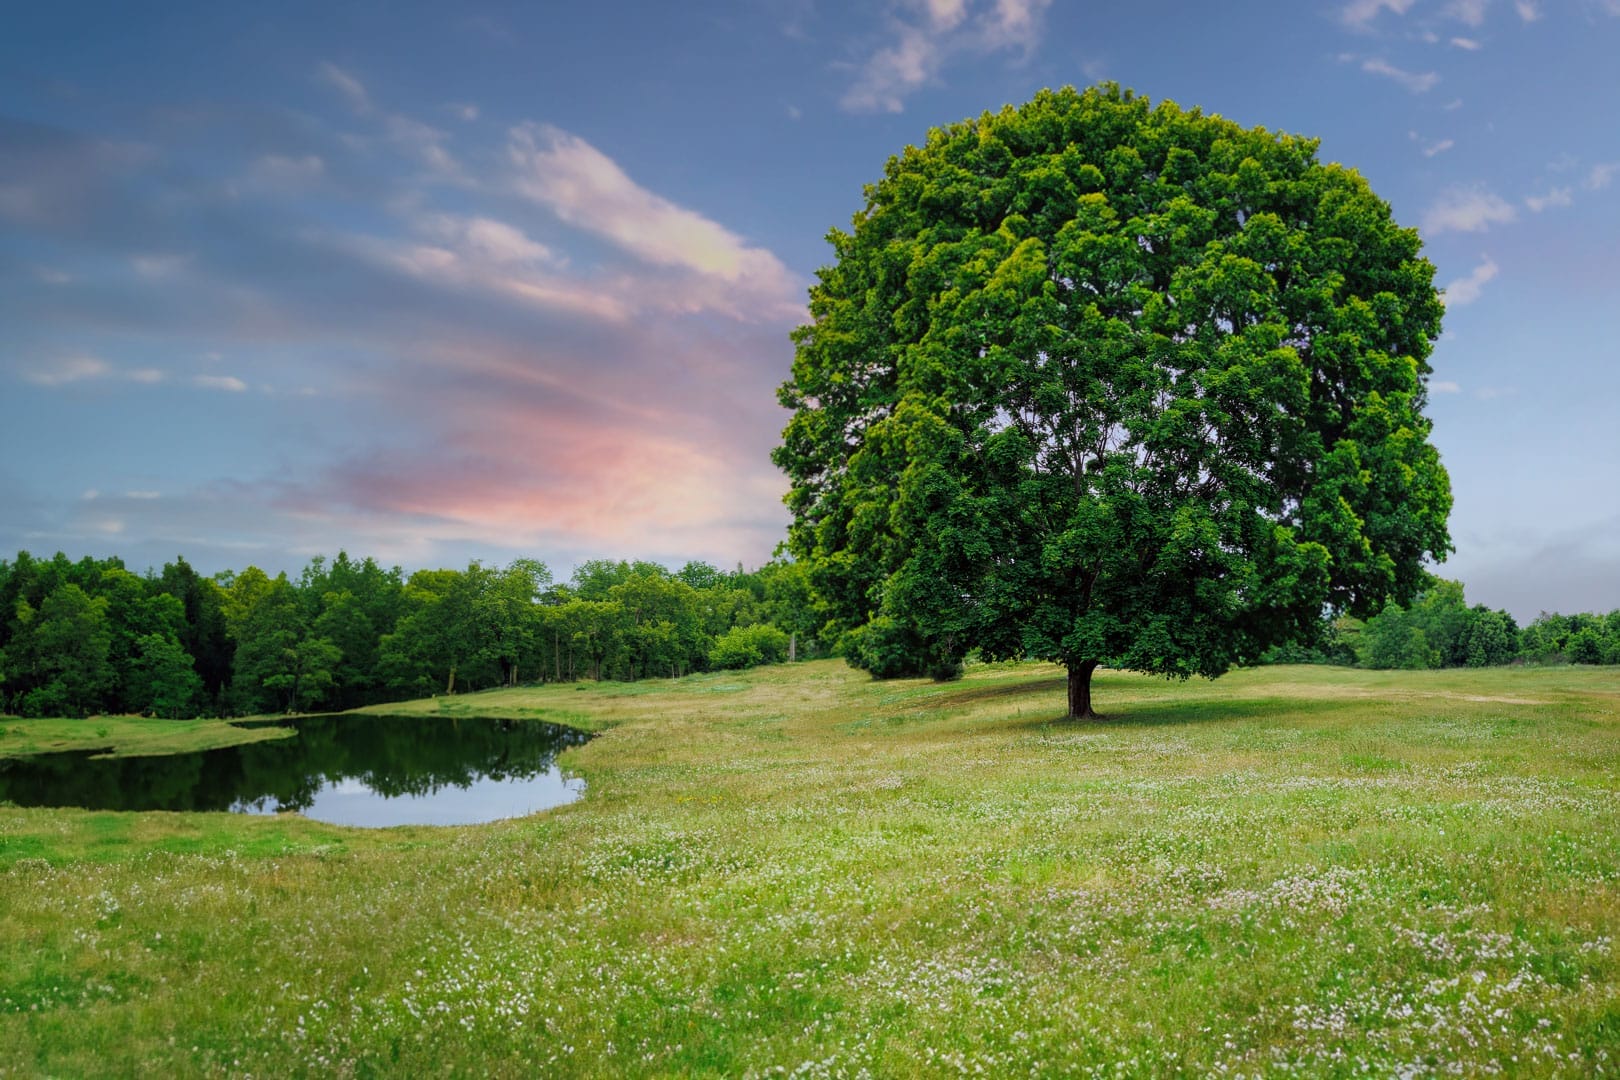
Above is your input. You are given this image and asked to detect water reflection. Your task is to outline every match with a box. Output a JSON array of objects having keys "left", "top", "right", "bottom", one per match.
[{"left": 0, "top": 715, "right": 591, "bottom": 827}]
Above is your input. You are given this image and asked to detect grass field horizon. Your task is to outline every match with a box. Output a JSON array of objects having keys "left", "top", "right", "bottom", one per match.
[{"left": 3, "top": 659, "right": 1617, "bottom": 1076}]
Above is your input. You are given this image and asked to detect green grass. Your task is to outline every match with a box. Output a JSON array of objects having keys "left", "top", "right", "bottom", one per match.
[
  {"left": 2, "top": 661, "right": 1617, "bottom": 1077},
  {"left": 0, "top": 713, "right": 296, "bottom": 760}
]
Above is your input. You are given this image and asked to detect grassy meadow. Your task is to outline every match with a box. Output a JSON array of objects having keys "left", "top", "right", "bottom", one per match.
[{"left": 2, "top": 660, "right": 1618, "bottom": 1077}]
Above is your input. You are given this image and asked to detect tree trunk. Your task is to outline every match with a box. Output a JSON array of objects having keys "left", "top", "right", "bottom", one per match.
[
  {"left": 789, "top": 631, "right": 797, "bottom": 662},
  {"left": 446, "top": 663, "right": 456, "bottom": 695},
  {"left": 1066, "top": 660, "right": 1099, "bottom": 720}
]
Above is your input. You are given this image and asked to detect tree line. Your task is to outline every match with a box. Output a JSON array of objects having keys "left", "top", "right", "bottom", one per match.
[
  {"left": 0, "top": 551, "right": 819, "bottom": 718},
  {"left": 1263, "top": 579, "right": 1620, "bottom": 670}
]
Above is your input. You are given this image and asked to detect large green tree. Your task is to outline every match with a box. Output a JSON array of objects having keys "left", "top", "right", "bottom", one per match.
[{"left": 775, "top": 85, "right": 1452, "bottom": 717}]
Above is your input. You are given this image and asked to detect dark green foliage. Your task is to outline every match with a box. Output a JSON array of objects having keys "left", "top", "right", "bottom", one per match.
[
  {"left": 1311, "top": 579, "right": 1532, "bottom": 671},
  {"left": 224, "top": 569, "right": 341, "bottom": 714},
  {"left": 1520, "top": 611, "right": 1620, "bottom": 664},
  {"left": 1568, "top": 629, "right": 1605, "bottom": 665},
  {"left": 1459, "top": 606, "right": 1519, "bottom": 668},
  {"left": 1357, "top": 602, "right": 1436, "bottom": 670},
  {"left": 127, "top": 633, "right": 204, "bottom": 718},
  {"left": 0, "top": 585, "right": 115, "bottom": 717},
  {"left": 774, "top": 85, "right": 1453, "bottom": 714},
  {"left": 157, "top": 556, "right": 233, "bottom": 706}
]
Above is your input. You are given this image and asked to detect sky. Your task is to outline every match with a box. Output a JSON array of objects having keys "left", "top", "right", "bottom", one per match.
[{"left": 1, "top": 0, "right": 1617, "bottom": 621}]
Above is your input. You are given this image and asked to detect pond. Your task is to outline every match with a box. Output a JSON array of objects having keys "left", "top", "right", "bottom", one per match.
[{"left": 0, "top": 715, "right": 591, "bottom": 828}]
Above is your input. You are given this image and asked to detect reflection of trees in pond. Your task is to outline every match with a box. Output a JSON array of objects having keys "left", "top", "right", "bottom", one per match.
[{"left": 0, "top": 717, "right": 589, "bottom": 813}]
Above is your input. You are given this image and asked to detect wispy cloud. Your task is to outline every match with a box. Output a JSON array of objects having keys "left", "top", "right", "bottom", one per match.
[
  {"left": 317, "top": 62, "right": 372, "bottom": 115},
  {"left": 1431, "top": 380, "right": 1463, "bottom": 393},
  {"left": 1450, "top": 35, "right": 1483, "bottom": 49},
  {"left": 841, "top": 0, "right": 1053, "bottom": 113},
  {"left": 1525, "top": 186, "right": 1573, "bottom": 212},
  {"left": 1423, "top": 185, "right": 1518, "bottom": 234},
  {"left": 194, "top": 374, "right": 247, "bottom": 392},
  {"left": 319, "top": 62, "right": 462, "bottom": 179},
  {"left": 1586, "top": 162, "right": 1619, "bottom": 190},
  {"left": 1341, "top": 0, "right": 1418, "bottom": 28},
  {"left": 420, "top": 214, "right": 561, "bottom": 268},
  {"left": 20, "top": 354, "right": 169, "bottom": 388},
  {"left": 1514, "top": 0, "right": 1542, "bottom": 19},
  {"left": 1362, "top": 57, "right": 1440, "bottom": 93},
  {"left": 1424, "top": 138, "right": 1456, "bottom": 157},
  {"left": 506, "top": 124, "right": 800, "bottom": 318},
  {"left": 1443, "top": 255, "right": 1499, "bottom": 306},
  {"left": 1445, "top": 0, "right": 1490, "bottom": 26},
  {"left": 23, "top": 354, "right": 110, "bottom": 386}
]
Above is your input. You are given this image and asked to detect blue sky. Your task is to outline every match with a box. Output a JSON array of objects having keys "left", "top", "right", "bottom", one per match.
[{"left": 1, "top": 0, "right": 1617, "bottom": 620}]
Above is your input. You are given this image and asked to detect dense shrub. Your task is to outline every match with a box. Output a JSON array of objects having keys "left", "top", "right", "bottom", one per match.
[{"left": 707, "top": 624, "right": 791, "bottom": 670}]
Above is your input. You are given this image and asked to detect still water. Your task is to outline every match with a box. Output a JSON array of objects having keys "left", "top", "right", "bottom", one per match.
[{"left": 0, "top": 715, "right": 591, "bottom": 828}]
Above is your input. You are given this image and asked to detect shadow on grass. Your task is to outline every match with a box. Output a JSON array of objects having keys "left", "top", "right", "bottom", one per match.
[
  {"left": 1003, "top": 692, "right": 1375, "bottom": 731},
  {"left": 935, "top": 677, "right": 1068, "bottom": 707}
]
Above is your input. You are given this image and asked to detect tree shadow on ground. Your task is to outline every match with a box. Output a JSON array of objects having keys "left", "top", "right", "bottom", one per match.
[
  {"left": 934, "top": 677, "right": 1069, "bottom": 708},
  {"left": 1002, "top": 692, "right": 1375, "bottom": 731}
]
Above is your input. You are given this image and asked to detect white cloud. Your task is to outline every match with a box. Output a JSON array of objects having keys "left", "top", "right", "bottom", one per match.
[
  {"left": 1450, "top": 36, "right": 1483, "bottom": 49},
  {"left": 23, "top": 354, "right": 110, "bottom": 386},
  {"left": 1342, "top": 0, "right": 1417, "bottom": 27},
  {"left": 1423, "top": 138, "right": 1456, "bottom": 157},
  {"left": 842, "top": 0, "right": 1052, "bottom": 113},
  {"left": 1443, "top": 97, "right": 1465, "bottom": 110},
  {"left": 1525, "top": 186, "right": 1573, "bottom": 212},
  {"left": 1442, "top": 256, "right": 1499, "bottom": 306},
  {"left": 1586, "top": 162, "right": 1619, "bottom": 190},
  {"left": 194, "top": 374, "right": 248, "bottom": 392},
  {"left": 449, "top": 103, "right": 479, "bottom": 122},
  {"left": 318, "top": 62, "right": 372, "bottom": 115},
  {"left": 1514, "top": 0, "right": 1542, "bottom": 19},
  {"left": 1422, "top": 186, "right": 1518, "bottom": 234},
  {"left": 1445, "top": 0, "right": 1490, "bottom": 26},
  {"left": 355, "top": 233, "right": 632, "bottom": 323},
  {"left": 421, "top": 214, "right": 559, "bottom": 267},
  {"left": 1431, "top": 380, "right": 1462, "bottom": 393},
  {"left": 1361, "top": 58, "right": 1440, "bottom": 93},
  {"left": 506, "top": 124, "right": 799, "bottom": 317},
  {"left": 127, "top": 368, "right": 165, "bottom": 384}
]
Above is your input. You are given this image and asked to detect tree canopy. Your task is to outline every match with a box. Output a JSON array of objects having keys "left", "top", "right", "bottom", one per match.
[{"left": 774, "top": 84, "right": 1454, "bottom": 717}]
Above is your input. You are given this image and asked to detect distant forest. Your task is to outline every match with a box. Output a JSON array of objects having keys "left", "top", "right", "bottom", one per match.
[
  {"left": 1, "top": 551, "right": 1616, "bottom": 720},
  {"left": 1265, "top": 579, "right": 1620, "bottom": 672},
  {"left": 0, "top": 551, "right": 818, "bottom": 719}
]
